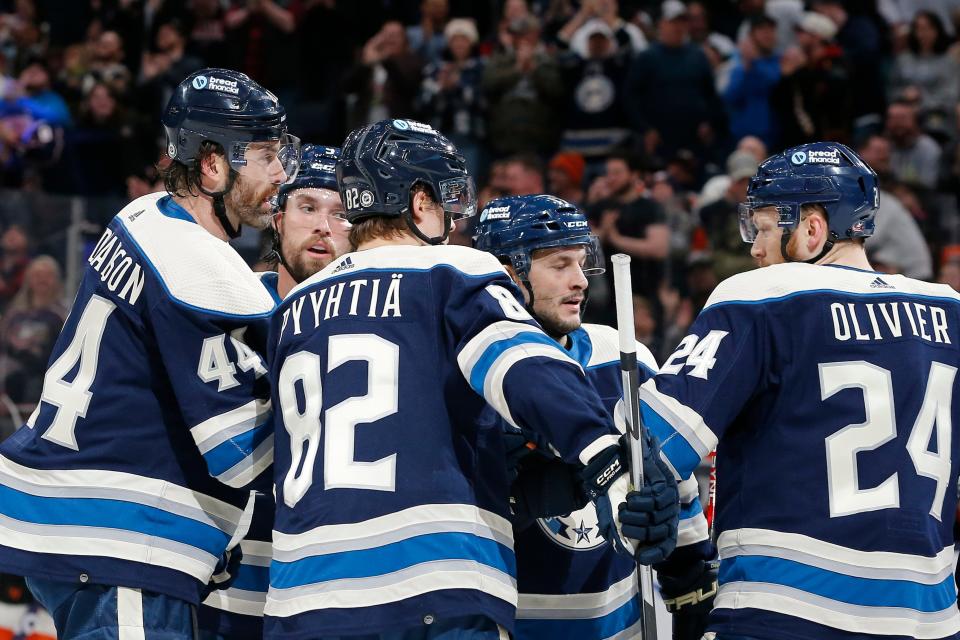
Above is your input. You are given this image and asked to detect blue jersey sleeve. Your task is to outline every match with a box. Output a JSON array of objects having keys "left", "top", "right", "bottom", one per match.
[
  {"left": 640, "top": 299, "right": 767, "bottom": 481},
  {"left": 451, "top": 274, "right": 619, "bottom": 465},
  {"left": 151, "top": 296, "right": 274, "bottom": 488}
]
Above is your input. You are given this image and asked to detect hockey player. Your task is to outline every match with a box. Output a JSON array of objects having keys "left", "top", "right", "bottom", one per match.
[
  {"left": 0, "top": 68, "right": 299, "bottom": 639},
  {"left": 199, "top": 144, "right": 349, "bottom": 639},
  {"left": 473, "top": 194, "right": 716, "bottom": 640},
  {"left": 263, "top": 119, "right": 679, "bottom": 639},
  {"left": 628, "top": 142, "right": 960, "bottom": 639}
]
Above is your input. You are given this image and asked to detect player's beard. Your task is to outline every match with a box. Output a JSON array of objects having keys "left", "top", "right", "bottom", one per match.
[
  {"left": 225, "top": 175, "right": 279, "bottom": 231},
  {"left": 280, "top": 235, "right": 337, "bottom": 284},
  {"left": 533, "top": 294, "right": 583, "bottom": 340}
]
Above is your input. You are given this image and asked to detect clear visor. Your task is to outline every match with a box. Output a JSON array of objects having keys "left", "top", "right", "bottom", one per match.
[
  {"left": 438, "top": 177, "right": 478, "bottom": 220},
  {"left": 228, "top": 133, "right": 301, "bottom": 186},
  {"left": 737, "top": 202, "right": 800, "bottom": 243},
  {"left": 530, "top": 235, "right": 606, "bottom": 276}
]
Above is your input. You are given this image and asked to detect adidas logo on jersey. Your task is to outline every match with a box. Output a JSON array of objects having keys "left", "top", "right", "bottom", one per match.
[
  {"left": 869, "top": 277, "right": 894, "bottom": 289},
  {"left": 331, "top": 256, "right": 355, "bottom": 274}
]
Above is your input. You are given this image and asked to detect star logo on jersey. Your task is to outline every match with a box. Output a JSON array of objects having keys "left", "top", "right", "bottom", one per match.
[
  {"left": 537, "top": 503, "right": 606, "bottom": 551},
  {"left": 572, "top": 520, "right": 593, "bottom": 543}
]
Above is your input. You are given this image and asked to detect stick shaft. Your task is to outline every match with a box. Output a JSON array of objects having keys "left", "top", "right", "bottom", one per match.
[{"left": 610, "top": 253, "right": 659, "bottom": 640}]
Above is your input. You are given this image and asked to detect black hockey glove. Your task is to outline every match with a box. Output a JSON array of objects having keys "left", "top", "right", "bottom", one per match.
[
  {"left": 201, "top": 544, "right": 243, "bottom": 600},
  {"left": 657, "top": 556, "right": 720, "bottom": 640},
  {"left": 583, "top": 433, "right": 680, "bottom": 564}
]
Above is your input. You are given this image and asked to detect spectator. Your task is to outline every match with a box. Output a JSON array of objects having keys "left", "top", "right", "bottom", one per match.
[
  {"left": 697, "top": 149, "right": 759, "bottom": 280},
  {"left": 547, "top": 151, "right": 586, "bottom": 205},
  {"left": 137, "top": 19, "right": 204, "bottom": 120},
  {"left": 63, "top": 82, "right": 152, "bottom": 197},
  {"left": 811, "top": 0, "right": 888, "bottom": 126},
  {"left": 885, "top": 99, "right": 943, "bottom": 189},
  {"left": 632, "top": 293, "right": 658, "bottom": 352},
  {"left": 0, "top": 255, "right": 66, "bottom": 404},
  {"left": 503, "top": 153, "right": 545, "bottom": 196},
  {"left": 557, "top": 17, "right": 631, "bottom": 157},
  {"left": 407, "top": 0, "right": 451, "bottom": 64},
  {"left": 622, "top": 0, "right": 727, "bottom": 158},
  {"left": 0, "top": 225, "right": 30, "bottom": 312},
  {"left": 688, "top": 2, "right": 736, "bottom": 91},
  {"left": 2, "top": 60, "right": 71, "bottom": 128},
  {"left": 889, "top": 11, "right": 959, "bottom": 118},
  {"left": 938, "top": 246, "right": 960, "bottom": 291},
  {"left": 223, "top": 0, "right": 299, "bottom": 93},
  {"left": 699, "top": 134, "right": 768, "bottom": 207},
  {"left": 83, "top": 30, "right": 131, "bottom": 97},
  {"left": 723, "top": 14, "right": 782, "bottom": 149},
  {"left": 343, "top": 20, "right": 424, "bottom": 132},
  {"left": 771, "top": 11, "right": 853, "bottom": 147},
  {"left": 418, "top": 18, "right": 486, "bottom": 174},
  {"left": 184, "top": 0, "right": 230, "bottom": 67},
  {"left": 588, "top": 151, "right": 670, "bottom": 303},
  {"left": 483, "top": 14, "right": 564, "bottom": 156},
  {"left": 557, "top": 0, "right": 647, "bottom": 57}
]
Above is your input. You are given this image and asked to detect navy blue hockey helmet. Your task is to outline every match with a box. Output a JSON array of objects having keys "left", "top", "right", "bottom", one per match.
[
  {"left": 162, "top": 68, "right": 300, "bottom": 183},
  {"left": 739, "top": 141, "right": 879, "bottom": 244},
  {"left": 337, "top": 118, "right": 476, "bottom": 244},
  {"left": 276, "top": 144, "right": 340, "bottom": 211},
  {"left": 473, "top": 195, "right": 604, "bottom": 279}
]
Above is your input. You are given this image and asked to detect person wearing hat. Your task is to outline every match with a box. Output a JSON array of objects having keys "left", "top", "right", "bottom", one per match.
[
  {"left": 697, "top": 150, "right": 761, "bottom": 278},
  {"left": 548, "top": 151, "right": 587, "bottom": 205},
  {"left": 770, "top": 10, "right": 852, "bottom": 147},
  {"left": 419, "top": 18, "right": 486, "bottom": 173},
  {"left": 723, "top": 14, "right": 782, "bottom": 149},
  {"left": 622, "top": 0, "right": 727, "bottom": 156}
]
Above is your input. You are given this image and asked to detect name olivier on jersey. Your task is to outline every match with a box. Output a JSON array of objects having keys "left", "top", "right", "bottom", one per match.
[
  {"left": 87, "top": 228, "right": 146, "bottom": 305},
  {"left": 278, "top": 273, "right": 404, "bottom": 341},
  {"left": 829, "top": 300, "right": 953, "bottom": 344}
]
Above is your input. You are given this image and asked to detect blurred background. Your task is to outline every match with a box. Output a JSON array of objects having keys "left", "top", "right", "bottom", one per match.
[{"left": 0, "top": 0, "right": 959, "bottom": 436}]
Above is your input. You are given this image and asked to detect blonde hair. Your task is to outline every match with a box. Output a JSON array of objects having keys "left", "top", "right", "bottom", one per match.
[{"left": 7, "top": 255, "right": 64, "bottom": 314}]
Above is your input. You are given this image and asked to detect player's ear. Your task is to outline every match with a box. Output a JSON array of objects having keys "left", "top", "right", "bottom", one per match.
[{"left": 199, "top": 152, "right": 227, "bottom": 188}]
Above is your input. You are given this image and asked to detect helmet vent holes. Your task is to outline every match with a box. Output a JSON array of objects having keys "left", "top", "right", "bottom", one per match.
[{"left": 379, "top": 169, "right": 391, "bottom": 179}]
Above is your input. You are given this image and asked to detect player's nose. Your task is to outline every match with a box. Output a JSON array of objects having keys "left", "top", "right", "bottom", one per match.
[{"left": 750, "top": 240, "right": 764, "bottom": 259}]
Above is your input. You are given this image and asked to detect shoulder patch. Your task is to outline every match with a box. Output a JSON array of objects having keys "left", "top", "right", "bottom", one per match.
[{"left": 117, "top": 196, "right": 276, "bottom": 317}]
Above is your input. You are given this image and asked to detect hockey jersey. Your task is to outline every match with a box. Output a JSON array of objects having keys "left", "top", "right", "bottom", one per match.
[
  {"left": 513, "top": 323, "right": 710, "bottom": 640},
  {"left": 263, "top": 245, "right": 622, "bottom": 639},
  {"left": 641, "top": 263, "right": 960, "bottom": 640},
  {"left": 0, "top": 193, "right": 275, "bottom": 604}
]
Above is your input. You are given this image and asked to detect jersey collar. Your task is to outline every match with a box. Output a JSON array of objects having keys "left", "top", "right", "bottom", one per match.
[{"left": 157, "top": 195, "right": 197, "bottom": 224}]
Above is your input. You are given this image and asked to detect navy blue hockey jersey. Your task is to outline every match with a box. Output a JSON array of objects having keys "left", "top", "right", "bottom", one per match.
[
  {"left": 0, "top": 193, "right": 275, "bottom": 604},
  {"left": 641, "top": 263, "right": 960, "bottom": 639},
  {"left": 263, "top": 245, "right": 621, "bottom": 639},
  {"left": 513, "top": 323, "right": 709, "bottom": 640}
]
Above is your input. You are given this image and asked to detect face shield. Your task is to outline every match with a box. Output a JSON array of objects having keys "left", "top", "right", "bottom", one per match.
[
  {"left": 738, "top": 201, "right": 800, "bottom": 243},
  {"left": 438, "top": 176, "right": 478, "bottom": 220},
  {"left": 523, "top": 234, "right": 606, "bottom": 277},
  {"left": 227, "top": 133, "right": 301, "bottom": 187}
]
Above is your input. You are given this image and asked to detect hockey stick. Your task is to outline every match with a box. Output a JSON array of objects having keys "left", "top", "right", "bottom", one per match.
[{"left": 611, "top": 253, "right": 660, "bottom": 640}]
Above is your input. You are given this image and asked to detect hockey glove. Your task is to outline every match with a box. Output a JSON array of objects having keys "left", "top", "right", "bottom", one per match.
[
  {"left": 201, "top": 544, "right": 243, "bottom": 600},
  {"left": 657, "top": 554, "right": 720, "bottom": 640},
  {"left": 628, "top": 428, "right": 680, "bottom": 564},
  {"left": 511, "top": 452, "right": 587, "bottom": 521},
  {"left": 580, "top": 438, "right": 636, "bottom": 555}
]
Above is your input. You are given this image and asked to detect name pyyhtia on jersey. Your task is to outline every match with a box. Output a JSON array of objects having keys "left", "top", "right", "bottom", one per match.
[
  {"left": 264, "top": 245, "right": 620, "bottom": 639},
  {"left": 640, "top": 262, "right": 960, "bottom": 640},
  {"left": 512, "top": 323, "right": 711, "bottom": 640},
  {"left": 0, "top": 192, "right": 276, "bottom": 604}
]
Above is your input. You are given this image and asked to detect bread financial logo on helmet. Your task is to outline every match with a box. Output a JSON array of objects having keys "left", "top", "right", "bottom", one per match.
[{"left": 191, "top": 75, "right": 208, "bottom": 90}]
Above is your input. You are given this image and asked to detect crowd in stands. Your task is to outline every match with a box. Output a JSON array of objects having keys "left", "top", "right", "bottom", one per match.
[{"left": 0, "top": 0, "right": 960, "bottom": 383}]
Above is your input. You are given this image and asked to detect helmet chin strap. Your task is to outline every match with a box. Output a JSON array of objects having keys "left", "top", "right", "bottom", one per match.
[
  {"left": 198, "top": 170, "right": 241, "bottom": 239},
  {"left": 403, "top": 208, "right": 452, "bottom": 246},
  {"left": 779, "top": 229, "right": 837, "bottom": 265}
]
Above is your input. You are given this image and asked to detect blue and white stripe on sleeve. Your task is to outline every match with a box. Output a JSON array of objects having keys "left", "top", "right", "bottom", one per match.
[
  {"left": 457, "top": 320, "right": 584, "bottom": 430},
  {"left": 677, "top": 476, "right": 709, "bottom": 547},
  {"left": 638, "top": 380, "right": 718, "bottom": 482},
  {"left": 190, "top": 399, "right": 273, "bottom": 488}
]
